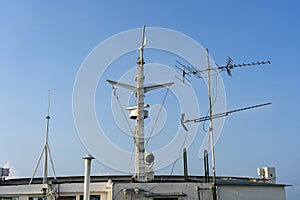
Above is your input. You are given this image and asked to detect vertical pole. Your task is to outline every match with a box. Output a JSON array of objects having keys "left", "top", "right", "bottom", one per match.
[
  {"left": 30, "top": 90, "right": 56, "bottom": 185},
  {"left": 135, "top": 25, "right": 146, "bottom": 182},
  {"left": 206, "top": 49, "right": 217, "bottom": 199},
  {"left": 83, "top": 154, "right": 94, "bottom": 200},
  {"left": 183, "top": 148, "right": 188, "bottom": 182},
  {"left": 196, "top": 186, "right": 201, "bottom": 200},
  {"left": 204, "top": 150, "right": 209, "bottom": 182},
  {"left": 43, "top": 91, "right": 51, "bottom": 184},
  {"left": 43, "top": 144, "right": 48, "bottom": 184}
]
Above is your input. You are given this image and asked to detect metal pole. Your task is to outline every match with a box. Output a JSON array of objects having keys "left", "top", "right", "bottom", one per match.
[
  {"left": 183, "top": 148, "right": 188, "bottom": 182},
  {"left": 196, "top": 186, "right": 201, "bottom": 200},
  {"left": 204, "top": 150, "right": 209, "bottom": 183},
  {"left": 83, "top": 154, "right": 94, "bottom": 200},
  {"left": 135, "top": 25, "right": 146, "bottom": 182},
  {"left": 30, "top": 91, "right": 57, "bottom": 185},
  {"left": 43, "top": 91, "right": 51, "bottom": 184},
  {"left": 206, "top": 49, "right": 217, "bottom": 199}
]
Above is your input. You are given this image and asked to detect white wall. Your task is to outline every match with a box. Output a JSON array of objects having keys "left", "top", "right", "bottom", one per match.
[
  {"left": 217, "top": 185, "right": 286, "bottom": 200},
  {"left": 0, "top": 182, "right": 112, "bottom": 200},
  {"left": 112, "top": 182, "right": 213, "bottom": 200}
]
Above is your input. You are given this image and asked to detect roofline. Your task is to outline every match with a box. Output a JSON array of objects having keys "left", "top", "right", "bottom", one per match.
[{"left": 0, "top": 175, "right": 289, "bottom": 187}]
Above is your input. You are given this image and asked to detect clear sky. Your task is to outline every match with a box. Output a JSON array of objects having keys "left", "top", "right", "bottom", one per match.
[{"left": 0, "top": 1, "right": 299, "bottom": 199}]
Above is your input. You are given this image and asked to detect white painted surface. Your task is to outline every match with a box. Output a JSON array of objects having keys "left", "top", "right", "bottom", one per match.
[
  {"left": 113, "top": 182, "right": 213, "bottom": 200},
  {"left": 218, "top": 185, "right": 286, "bottom": 200},
  {"left": 0, "top": 181, "right": 286, "bottom": 200}
]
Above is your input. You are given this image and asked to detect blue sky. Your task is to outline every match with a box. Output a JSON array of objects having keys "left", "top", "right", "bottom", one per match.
[{"left": 0, "top": 1, "right": 299, "bottom": 199}]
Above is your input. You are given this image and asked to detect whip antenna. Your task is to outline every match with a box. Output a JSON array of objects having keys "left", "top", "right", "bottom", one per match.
[{"left": 30, "top": 90, "right": 57, "bottom": 184}]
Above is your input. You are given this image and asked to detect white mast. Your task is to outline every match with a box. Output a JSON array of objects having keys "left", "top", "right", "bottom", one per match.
[
  {"left": 135, "top": 25, "right": 146, "bottom": 182},
  {"left": 30, "top": 90, "right": 57, "bottom": 184},
  {"left": 43, "top": 98, "right": 50, "bottom": 184},
  {"left": 107, "top": 26, "right": 173, "bottom": 182}
]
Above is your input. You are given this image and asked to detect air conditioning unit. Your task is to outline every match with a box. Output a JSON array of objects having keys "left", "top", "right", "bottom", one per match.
[
  {"left": 257, "top": 167, "right": 276, "bottom": 183},
  {"left": 0, "top": 168, "right": 10, "bottom": 177}
]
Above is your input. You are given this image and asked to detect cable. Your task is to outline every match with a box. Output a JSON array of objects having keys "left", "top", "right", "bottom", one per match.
[
  {"left": 112, "top": 189, "right": 122, "bottom": 200},
  {"left": 112, "top": 86, "right": 135, "bottom": 137},
  {"left": 202, "top": 68, "right": 220, "bottom": 133},
  {"left": 202, "top": 109, "right": 210, "bottom": 133},
  {"left": 211, "top": 68, "right": 219, "bottom": 105},
  {"left": 145, "top": 87, "right": 170, "bottom": 149},
  {"left": 111, "top": 86, "right": 136, "bottom": 175},
  {"left": 128, "top": 145, "right": 135, "bottom": 175},
  {"left": 202, "top": 69, "right": 219, "bottom": 133},
  {"left": 169, "top": 130, "right": 188, "bottom": 175},
  {"left": 145, "top": 129, "right": 188, "bottom": 193}
]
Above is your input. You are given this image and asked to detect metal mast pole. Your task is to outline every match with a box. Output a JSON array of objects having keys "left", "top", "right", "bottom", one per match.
[
  {"left": 135, "top": 25, "right": 146, "bottom": 182},
  {"left": 107, "top": 25, "right": 173, "bottom": 182},
  {"left": 29, "top": 91, "right": 57, "bottom": 185},
  {"left": 206, "top": 49, "right": 217, "bottom": 188},
  {"left": 43, "top": 91, "right": 51, "bottom": 184},
  {"left": 43, "top": 116, "right": 49, "bottom": 184}
]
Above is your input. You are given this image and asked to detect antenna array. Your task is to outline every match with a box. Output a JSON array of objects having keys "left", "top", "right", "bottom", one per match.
[
  {"left": 181, "top": 102, "right": 271, "bottom": 130},
  {"left": 176, "top": 49, "right": 271, "bottom": 197},
  {"left": 175, "top": 56, "right": 270, "bottom": 83}
]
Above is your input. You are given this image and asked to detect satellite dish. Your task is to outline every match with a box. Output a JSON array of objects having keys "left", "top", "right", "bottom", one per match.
[{"left": 145, "top": 151, "right": 155, "bottom": 165}]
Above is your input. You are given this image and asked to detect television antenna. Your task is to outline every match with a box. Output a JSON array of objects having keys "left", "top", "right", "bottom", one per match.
[
  {"left": 30, "top": 90, "right": 57, "bottom": 184},
  {"left": 181, "top": 102, "right": 271, "bottom": 131},
  {"left": 177, "top": 49, "right": 271, "bottom": 196},
  {"left": 175, "top": 55, "right": 270, "bottom": 84}
]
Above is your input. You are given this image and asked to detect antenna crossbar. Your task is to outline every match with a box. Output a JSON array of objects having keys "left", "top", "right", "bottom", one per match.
[
  {"left": 181, "top": 102, "right": 271, "bottom": 124},
  {"left": 219, "top": 60, "right": 271, "bottom": 70}
]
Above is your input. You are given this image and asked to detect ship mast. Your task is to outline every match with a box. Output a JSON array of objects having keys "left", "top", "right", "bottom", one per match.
[
  {"left": 135, "top": 25, "right": 146, "bottom": 182},
  {"left": 107, "top": 26, "right": 173, "bottom": 182}
]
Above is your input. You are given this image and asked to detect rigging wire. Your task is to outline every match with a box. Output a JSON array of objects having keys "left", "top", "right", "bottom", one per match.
[
  {"left": 128, "top": 145, "right": 135, "bottom": 176},
  {"left": 111, "top": 86, "right": 136, "bottom": 175},
  {"left": 112, "top": 86, "right": 135, "bottom": 136},
  {"left": 145, "top": 87, "right": 170, "bottom": 150}
]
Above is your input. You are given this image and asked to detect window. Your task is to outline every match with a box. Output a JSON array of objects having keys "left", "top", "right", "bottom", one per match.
[
  {"left": 28, "top": 197, "right": 44, "bottom": 200},
  {"left": 57, "top": 197, "right": 76, "bottom": 200},
  {"left": 1, "top": 197, "right": 19, "bottom": 200},
  {"left": 79, "top": 195, "right": 100, "bottom": 200},
  {"left": 153, "top": 198, "right": 178, "bottom": 200}
]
